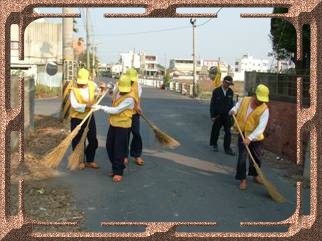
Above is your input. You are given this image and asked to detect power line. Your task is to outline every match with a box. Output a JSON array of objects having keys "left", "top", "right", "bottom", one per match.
[
  {"left": 92, "top": 25, "right": 191, "bottom": 37},
  {"left": 89, "top": 8, "right": 223, "bottom": 37},
  {"left": 196, "top": 8, "right": 223, "bottom": 27}
]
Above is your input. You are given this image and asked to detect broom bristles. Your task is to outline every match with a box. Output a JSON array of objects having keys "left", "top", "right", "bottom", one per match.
[
  {"left": 254, "top": 164, "right": 286, "bottom": 203},
  {"left": 43, "top": 125, "right": 81, "bottom": 168},
  {"left": 152, "top": 126, "right": 180, "bottom": 148},
  {"left": 141, "top": 114, "right": 180, "bottom": 148},
  {"left": 68, "top": 126, "right": 90, "bottom": 170},
  {"left": 232, "top": 115, "right": 286, "bottom": 203},
  {"left": 43, "top": 90, "right": 109, "bottom": 169}
]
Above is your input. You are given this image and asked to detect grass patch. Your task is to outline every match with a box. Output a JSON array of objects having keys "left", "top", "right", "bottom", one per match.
[{"left": 35, "top": 84, "right": 61, "bottom": 99}]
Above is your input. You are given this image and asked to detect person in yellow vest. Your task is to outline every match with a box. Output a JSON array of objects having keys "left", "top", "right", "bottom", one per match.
[
  {"left": 92, "top": 74, "right": 137, "bottom": 183},
  {"left": 124, "top": 68, "right": 144, "bottom": 166},
  {"left": 70, "top": 68, "right": 100, "bottom": 169},
  {"left": 229, "top": 84, "right": 270, "bottom": 190}
]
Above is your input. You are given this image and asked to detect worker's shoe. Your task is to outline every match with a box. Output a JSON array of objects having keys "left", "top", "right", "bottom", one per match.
[
  {"left": 213, "top": 145, "right": 218, "bottom": 152},
  {"left": 85, "top": 162, "right": 99, "bottom": 169},
  {"left": 239, "top": 180, "right": 248, "bottom": 190},
  {"left": 225, "top": 148, "right": 236, "bottom": 156},
  {"left": 253, "top": 176, "right": 263, "bottom": 185},
  {"left": 112, "top": 175, "right": 123, "bottom": 183},
  {"left": 79, "top": 162, "right": 86, "bottom": 170},
  {"left": 135, "top": 157, "right": 144, "bottom": 166}
]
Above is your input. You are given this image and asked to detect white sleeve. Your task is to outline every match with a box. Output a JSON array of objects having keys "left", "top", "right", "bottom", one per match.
[
  {"left": 248, "top": 109, "right": 269, "bottom": 141},
  {"left": 138, "top": 83, "right": 142, "bottom": 97},
  {"left": 230, "top": 98, "right": 242, "bottom": 114},
  {"left": 99, "top": 98, "right": 134, "bottom": 114},
  {"left": 70, "top": 91, "right": 86, "bottom": 113}
]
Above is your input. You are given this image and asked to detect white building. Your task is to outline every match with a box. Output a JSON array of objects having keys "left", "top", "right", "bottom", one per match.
[
  {"left": 275, "top": 59, "right": 296, "bottom": 73},
  {"left": 114, "top": 50, "right": 160, "bottom": 78},
  {"left": 119, "top": 50, "right": 141, "bottom": 73},
  {"left": 168, "top": 58, "right": 201, "bottom": 80},
  {"left": 233, "top": 54, "right": 270, "bottom": 81},
  {"left": 168, "top": 58, "right": 230, "bottom": 81},
  {"left": 140, "top": 52, "right": 158, "bottom": 77}
]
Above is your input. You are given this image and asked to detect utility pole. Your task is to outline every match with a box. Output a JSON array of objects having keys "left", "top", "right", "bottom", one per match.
[
  {"left": 92, "top": 45, "right": 96, "bottom": 80},
  {"left": 86, "top": 8, "right": 90, "bottom": 71},
  {"left": 190, "top": 18, "right": 197, "bottom": 97},
  {"left": 61, "top": 8, "right": 75, "bottom": 119},
  {"left": 63, "top": 8, "right": 74, "bottom": 79}
]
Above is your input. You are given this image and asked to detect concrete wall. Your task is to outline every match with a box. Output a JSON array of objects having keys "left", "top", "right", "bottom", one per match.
[
  {"left": 264, "top": 100, "right": 309, "bottom": 163},
  {"left": 10, "top": 76, "right": 35, "bottom": 150}
]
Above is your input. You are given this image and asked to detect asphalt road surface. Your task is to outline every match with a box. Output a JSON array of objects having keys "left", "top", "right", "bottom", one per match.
[{"left": 35, "top": 86, "right": 310, "bottom": 233}]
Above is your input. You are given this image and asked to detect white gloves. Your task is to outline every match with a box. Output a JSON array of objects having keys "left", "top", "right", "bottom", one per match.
[
  {"left": 229, "top": 110, "right": 236, "bottom": 116},
  {"left": 92, "top": 104, "right": 102, "bottom": 111}
]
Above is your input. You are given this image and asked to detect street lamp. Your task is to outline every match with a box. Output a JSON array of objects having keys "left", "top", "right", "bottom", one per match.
[{"left": 190, "top": 18, "right": 197, "bottom": 97}]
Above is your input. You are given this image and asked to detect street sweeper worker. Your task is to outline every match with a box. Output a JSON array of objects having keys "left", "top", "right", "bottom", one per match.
[
  {"left": 124, "top": 68, "right": 144, "bottom": 166},
  {"left": 69, "top": 68, "right": 101, "bottom": 170},
  {"left": 229, "top": 84, "right": 270, "bottom": 190},
  {"left": 92, "top": 74, "right": 137, "bottom": 183}
]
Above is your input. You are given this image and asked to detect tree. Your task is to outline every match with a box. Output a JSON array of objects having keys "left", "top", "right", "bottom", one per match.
[
  {"left": 78, "top": 52, "right": 100, "bottom": 73},
  {"left": 270, "top": 8, "right": 310, "bottom": 73}
]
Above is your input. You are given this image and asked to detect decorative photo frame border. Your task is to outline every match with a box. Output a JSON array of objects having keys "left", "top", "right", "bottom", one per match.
[{"left": 0, "top": 0, "right": 320, "bottom": 240}]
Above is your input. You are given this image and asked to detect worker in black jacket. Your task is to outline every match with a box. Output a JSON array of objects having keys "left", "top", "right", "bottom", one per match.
[{"left": 209, "top": 75, "right": 235, "bottom": 156}]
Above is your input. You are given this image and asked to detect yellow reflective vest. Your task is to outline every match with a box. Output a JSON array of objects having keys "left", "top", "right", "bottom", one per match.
[
  {"left": 235, "top": 97, "right": 268, "bottom": 141},
  {"left": 109, "top": 92, "right": 136, "bottom": 128},
  {"left": 70, "top": 81, "right": 96, "bottom": 120}
]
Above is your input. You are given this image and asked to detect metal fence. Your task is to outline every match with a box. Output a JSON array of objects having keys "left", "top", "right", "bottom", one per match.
[{"left": 245, "top": 71, "right": 310, "bottom": 106}]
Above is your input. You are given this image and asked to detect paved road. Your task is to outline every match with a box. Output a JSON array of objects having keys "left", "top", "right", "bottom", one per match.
[{"left": 36, "top": 87, "right": 309, "bottom": 233}]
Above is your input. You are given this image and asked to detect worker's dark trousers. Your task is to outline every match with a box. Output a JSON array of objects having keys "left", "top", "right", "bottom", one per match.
[
  {"left": 127, "top": 114, "right": 143, "bottom": 158},
  {"left": 235, "top": 134, "right": 263, "bottom": 180},
  {"left": 209, "top": 115, "right": 232, "bottom": 151},
  {"left": 106, "top": 125, "right": 130, "bottom": 176},
  {"left": 71, "top": 116, "right": 98, "bottom": 163}
]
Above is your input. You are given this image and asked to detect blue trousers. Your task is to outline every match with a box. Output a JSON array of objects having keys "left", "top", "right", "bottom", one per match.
[
  {"left": 127, "top": 114, "right": 143, "bottom": 158},
  {"left": 235, "top": 134, "right": 263, "bottom": 180},
  {"left": 106, "top": 126, "right": 130, "bottom": 176},
  {"left": 71, "top": 116, "right": 98, "bottom": 163}
]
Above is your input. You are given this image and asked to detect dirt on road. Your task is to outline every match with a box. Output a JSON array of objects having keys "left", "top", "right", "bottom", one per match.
[{"left": 10, "top": 115, "right": 85, "bottom": 232}]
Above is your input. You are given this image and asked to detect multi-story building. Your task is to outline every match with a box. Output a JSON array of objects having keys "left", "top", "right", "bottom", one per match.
[
  {"left": 275, "top": 59, "right": 296, "bottom": 73},
  {"left": 233, "top": 54, "right": 270, "bottom": 81},
  {"left": 168, "top": 58, "right": 202, "bottom": 81},
  {"left": 140, "top": 52, "right": 158, "bottom": 78},
  {"left": 119, "top": 50, "right": 141, "bottom": 73},
  {"left": 168, "top": 58, "right": 230, "bottom": 82}
]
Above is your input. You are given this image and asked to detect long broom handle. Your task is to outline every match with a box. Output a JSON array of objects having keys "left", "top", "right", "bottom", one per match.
[
  {"left": 77, "top": 89, "right": 109, "bottom": 127},
  {"left": 232, "top": 114, "right": 261, "bottom": 170},
  {"left": 140, "top": 114, "right": 155, "bottom": 129}
]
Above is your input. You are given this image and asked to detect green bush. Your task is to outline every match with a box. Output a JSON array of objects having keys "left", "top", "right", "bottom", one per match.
[{"left": 163, "top": 72, "right": 171, "bottom": 87}]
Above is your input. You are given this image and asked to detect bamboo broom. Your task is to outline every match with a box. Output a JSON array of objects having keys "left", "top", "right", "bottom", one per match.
[
  {"left": 67, "top": 114, "right": 93, "bottom": 170},
  {"left": 141, "top": 114, "right": 180, "bottom": 149},
  {"left": 43, "top": 90, "right": 108, "bottom": 169},
  {"left": 232, "top": 115, "right": 286, "bottom": 203},
  {"left": 67, "top": 90, "right": 104, "bottom": 170}
]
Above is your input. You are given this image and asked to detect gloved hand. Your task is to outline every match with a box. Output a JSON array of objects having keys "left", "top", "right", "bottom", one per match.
[{"left": 92, "top": 104, "right": 102, "bottom": 111}]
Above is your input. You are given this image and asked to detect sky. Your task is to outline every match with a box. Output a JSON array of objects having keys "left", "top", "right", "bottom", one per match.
[{"left": 38, "top": 7, "right": 275, "bottom": 67}]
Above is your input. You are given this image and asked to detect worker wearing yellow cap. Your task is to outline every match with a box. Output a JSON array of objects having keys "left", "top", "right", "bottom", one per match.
[
  {"left": 124, "top": 68, "right": 144, "bottom": 166},
  {"left": 70, "top": 68, "right": 100, "bottom": 169},
  {"left": 229, "top": 84, "right": 270, "bottom": 190},
  {"left": 93, "top": 74, "right": 137, "bottom": 183}
]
